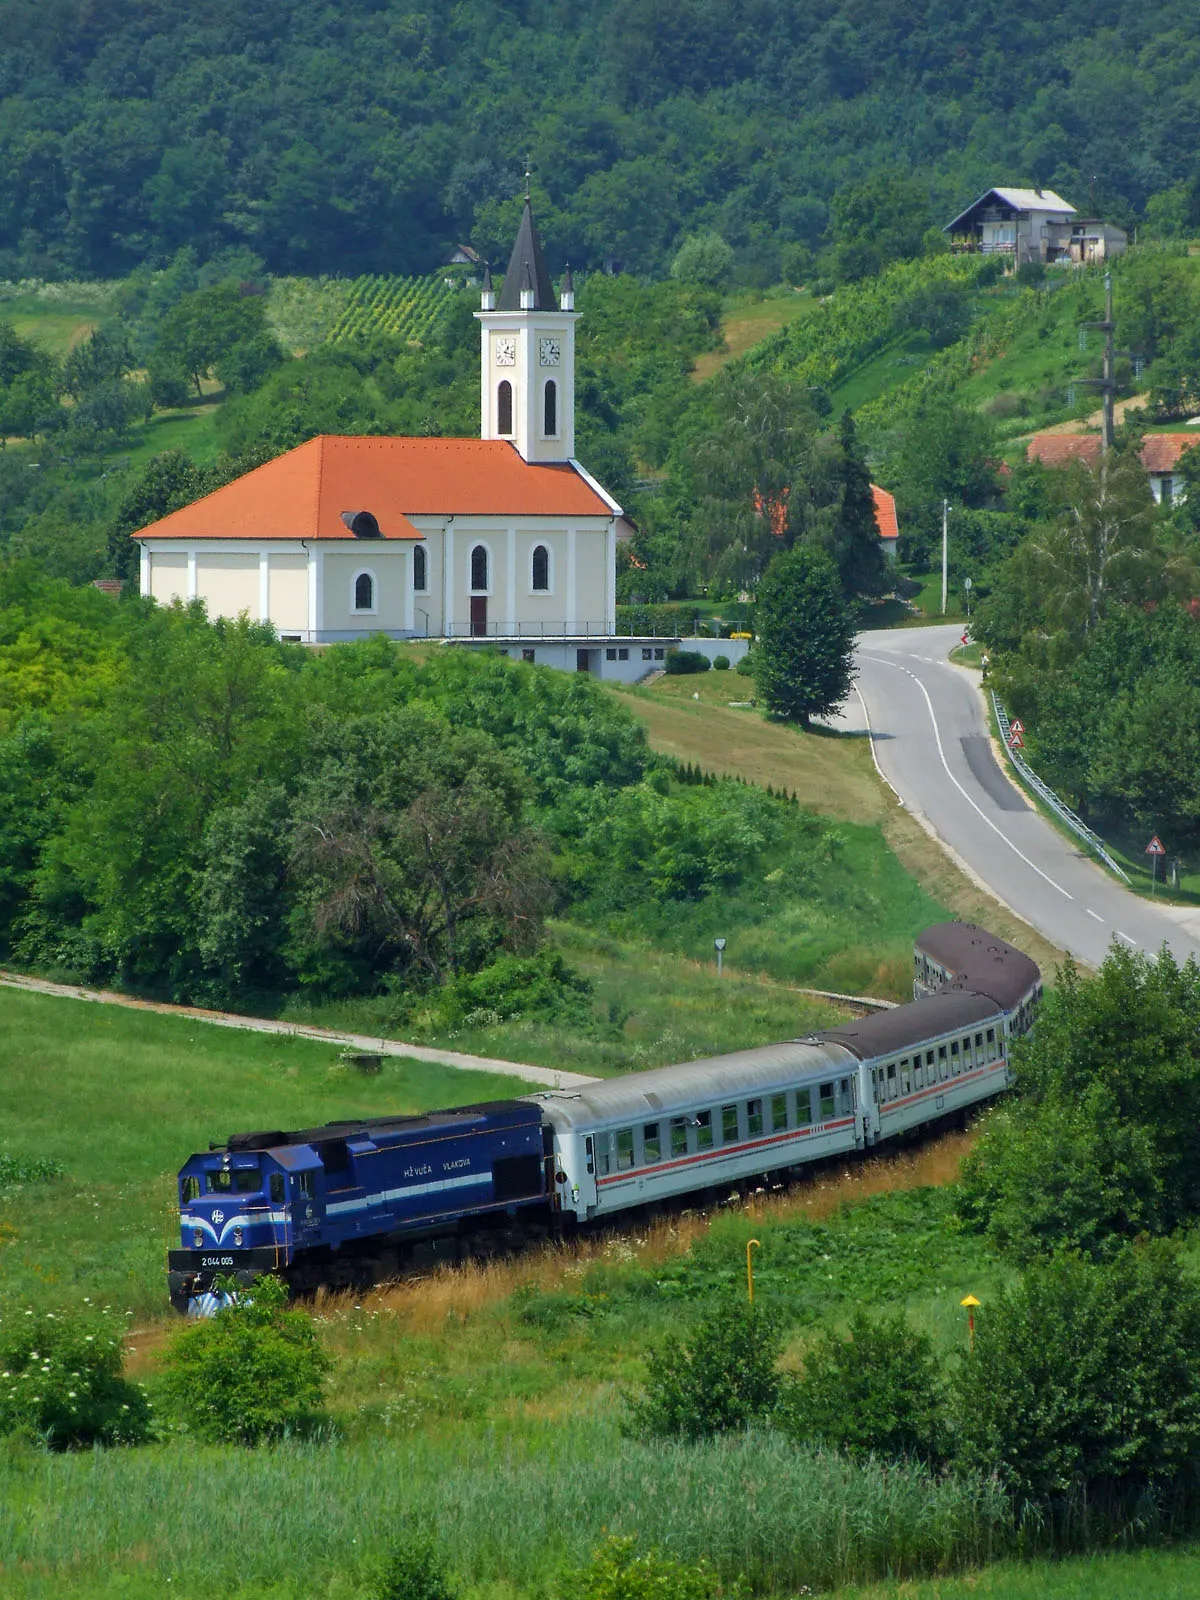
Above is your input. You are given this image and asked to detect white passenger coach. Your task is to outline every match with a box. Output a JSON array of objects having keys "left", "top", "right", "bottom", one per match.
[{"left": 531, "top": 923, "right": 1041, "bottom": 1223}]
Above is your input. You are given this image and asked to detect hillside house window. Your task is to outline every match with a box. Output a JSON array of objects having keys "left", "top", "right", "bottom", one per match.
[
  {"left": 497, "top": 380, "right": 513, "bottom": 436},
  {"left": 413, "top": 545, "right": 427, "bottom": 592},
  {"left": 531, "top": 543, "right": 550, "bottom": 591},
  {"left": 470, "top": 544, "right": 489, "bottom": 592}
]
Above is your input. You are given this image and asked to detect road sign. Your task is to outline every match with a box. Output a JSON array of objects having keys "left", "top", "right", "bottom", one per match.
[
  {"left": 1146, "top": 835, "right": 1166, "bottom": 856},
  {"left": 1008, "top": 731, "right": 1024, "bottom": 749},
  {"left": 961, "top": 632, "right": 969, "bottom": 646},
  {"left": 1009, "top": 718, "right": 1025, "bottom": 736}
]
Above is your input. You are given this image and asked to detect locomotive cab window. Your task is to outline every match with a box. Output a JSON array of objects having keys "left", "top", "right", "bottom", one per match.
[
  {"left": 206, "top": 1169, "right": 260, "bottom": 1194},
  {"left": 295, "top": 1171, "right": 313, "bottom": 1200},
  {"left": 616, "top": 1129, "right": 635, "bottom": 1171},
  {"left": 643, "top": 1123, "right": 661, "bottom": 1163},
  {"left": 747, "top": 1099, "right": 763, "bottom": 1137},
  {"left": 696, "top": 1110, "right": 713, "bottom": 1151},
  {"left": 770, "top": 1093, "right": 788, "bottom": 1133},
  {"left": 181, "top": 1176, "right": 200, "bottom": 1204},
  {"left": 670, "top": 1118, "right": 689, "bottom": 1157},
  {"left": 269, "top": 1173, "right": 285, "bottom": 1204}
]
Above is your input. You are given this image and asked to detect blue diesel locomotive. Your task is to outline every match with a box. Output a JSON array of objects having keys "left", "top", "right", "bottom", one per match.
[
  {"left": 170, "top": 922, "right": 1041, "bottom": 1313},
  {"left": 169, "top": 1101, "right": 550, "bottom": 1312}
]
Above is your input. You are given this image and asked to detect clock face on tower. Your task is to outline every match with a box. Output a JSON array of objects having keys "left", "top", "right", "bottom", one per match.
[
  {"left": 494, "top": 335, "right": 516, "bottom": 367},
  {"left": 539, "top": 337, "right": 561, "bottom": 367}
]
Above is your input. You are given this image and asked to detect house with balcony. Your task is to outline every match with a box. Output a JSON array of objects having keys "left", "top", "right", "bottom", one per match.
[{"left": 944, "top": 187, "right": 1126, "bottom": 267}]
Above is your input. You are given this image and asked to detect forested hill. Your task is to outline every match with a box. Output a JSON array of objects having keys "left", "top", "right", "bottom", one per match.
[{"left": 3, "top": 0, "right": 1199, "bottom": 282}]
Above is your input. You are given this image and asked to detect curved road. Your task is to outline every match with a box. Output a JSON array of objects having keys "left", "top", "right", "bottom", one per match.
[{"left": 844, "top": 624, "right": 1200, "bottom": 969}]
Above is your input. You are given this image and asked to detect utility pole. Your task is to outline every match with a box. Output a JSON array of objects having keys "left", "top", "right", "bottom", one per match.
[
  {"left": 1080, "top": 271, "right": 1116, "bottom": 453},
  {"left": 941, "top": 499, "right": 949, "bottom": 614}
]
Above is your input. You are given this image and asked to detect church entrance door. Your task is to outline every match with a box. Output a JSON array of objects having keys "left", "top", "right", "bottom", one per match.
[{"left": 470, "top": 596, "right": 488, "bottom": 636}]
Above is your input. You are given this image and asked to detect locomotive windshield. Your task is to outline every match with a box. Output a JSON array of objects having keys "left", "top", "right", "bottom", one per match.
[{"left": 205, "top": 1168, "right": 261, "bottom": 1194}]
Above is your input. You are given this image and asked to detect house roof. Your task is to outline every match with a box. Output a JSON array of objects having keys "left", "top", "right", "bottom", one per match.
[
  {"left": 1026, "top": 432, "right": 1200, "bottom": 475},
  {"left": 496, "top": 198, "right": 558, "bottom": 312},
  {"left": 871, "top": 484, "right": 899, "bottom": 541},
  {"left": 944, "top": 187, "right": 1076, "bottom": 232},
  {"left": 133, "top": 435, "right": 612, "bottom": 542}
]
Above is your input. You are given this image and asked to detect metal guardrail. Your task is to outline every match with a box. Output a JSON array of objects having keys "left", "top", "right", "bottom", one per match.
[{"left": 991, "top": 690, "right": 1131, "bottom": 883}]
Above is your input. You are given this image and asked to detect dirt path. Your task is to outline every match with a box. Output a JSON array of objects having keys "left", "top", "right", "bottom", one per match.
[{"left": 0, "top": 968, "right": 595, "bottom": 1089}]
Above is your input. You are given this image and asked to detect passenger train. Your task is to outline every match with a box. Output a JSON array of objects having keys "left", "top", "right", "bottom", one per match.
[{"left": 168, "top": 923, "right": 1041, "bottom": 1312}]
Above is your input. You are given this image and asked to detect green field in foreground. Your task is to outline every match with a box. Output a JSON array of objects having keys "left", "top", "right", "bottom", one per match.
[{"left": 846, "top": 1542, "right": 1200, "bottom": 1599}]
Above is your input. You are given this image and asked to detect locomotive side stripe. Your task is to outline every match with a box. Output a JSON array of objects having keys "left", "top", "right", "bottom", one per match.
[{"left": 325, "top": 1170, "right": 490, "bottom": 1216}]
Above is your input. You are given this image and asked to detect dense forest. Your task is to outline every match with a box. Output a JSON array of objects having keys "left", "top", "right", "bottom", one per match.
[{"left": 4, "top": 0, "right": 1200, "bottom": 281}]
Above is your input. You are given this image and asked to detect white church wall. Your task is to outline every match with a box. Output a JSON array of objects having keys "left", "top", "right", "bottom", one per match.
[
  {"left": 268, "top": 554, "right": 309, "bottom": 633},
  {"left": 149, "top": 550, "right": 187, "bottom": 604},
  {"left": 321, "top": 548, "right": 408, "bottom": 636},
  {"left": 196, "top": 552, "right": 257, "bottom": 620}
]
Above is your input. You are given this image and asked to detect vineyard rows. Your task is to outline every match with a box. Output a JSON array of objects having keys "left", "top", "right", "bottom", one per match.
[{"left": 328, "top": 273, "right": 456, "bottom": 345}]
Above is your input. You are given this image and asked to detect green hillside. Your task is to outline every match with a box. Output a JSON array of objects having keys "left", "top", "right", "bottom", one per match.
[{"left": 3, "top": 0, "right": 1200, "bottom": 283}]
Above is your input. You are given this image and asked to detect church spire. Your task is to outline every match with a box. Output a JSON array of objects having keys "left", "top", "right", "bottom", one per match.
[{"left": 497, "top": 196, "right": 558, "bottom": 312}]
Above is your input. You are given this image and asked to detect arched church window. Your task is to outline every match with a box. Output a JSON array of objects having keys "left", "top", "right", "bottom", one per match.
[
  {"left": 471, "top": 544, "right": 489, "bottom": 591},
  {"left": 497, "top": 380, "right": 513, "bottom": 436},
  {"left": 413, "top": 545, "right": 427, "bottom": 592},
  {"left": 543, "top": 380, "right": 558, "bottom": 436},
  {"left": 353, "top": 571, "right": 374, "bottom": 612},
  {"left": 531, "top": 544, "right": 550, "bottom": 591}
]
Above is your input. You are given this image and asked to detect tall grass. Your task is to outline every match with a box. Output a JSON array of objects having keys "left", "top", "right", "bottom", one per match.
[{"left": 0, "top": 1422, "right": 1014, "bottom": 1596}]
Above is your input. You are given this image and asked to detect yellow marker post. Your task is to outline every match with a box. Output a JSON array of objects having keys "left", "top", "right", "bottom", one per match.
[
  {"left": 961, "top": 1294, "right": 981, "bottom": 1353},
  {"left": 746, "top": 1238, "right": 761, "bottom": 1304}
]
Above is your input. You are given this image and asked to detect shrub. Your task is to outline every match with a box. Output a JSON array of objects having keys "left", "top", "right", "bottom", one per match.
[
  {"left": 954, "top": 1244, "right": 1200, "bottom": 1508},
  {"left": 712, "top": 654, "right": 730, "bottom": 671},
  {"left": 433, "top": 950, "right": 593, "bottom": 1028},
  {"left": 735, "top": 653, "right": 757, "bottom": 678},
  {"left": 564, "top": 1536, "right": 737, "bottom": 1600},
  {"left": 664, "top": 649, "right": 710, "bottom": 675},
  {"left": 626, "top": 1299, "right": 781, "bottom": 1440},
  {"left": 372, "top": 1530, "right": 458, "bottom": 1600},
  {"left": 0, "top": 1151, "right": 63, "bottom": 1188},
  {"left": 780, "top": 1308, "right": 944, "bottom": 1462},
  {"left": 161, "top": 1273, "right": 331, "bottom": 1444},
  {"left": 0, "top": 1308, "right": 152, "bottom": 1448}
]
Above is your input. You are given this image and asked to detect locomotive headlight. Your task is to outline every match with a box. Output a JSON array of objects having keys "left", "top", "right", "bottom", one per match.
[
  {"left": 233, "top": 1227, "right": 244, "bottom": 1246},
  {"left": 193, "top": 1229, "right": 203, "bottom": 1247}
]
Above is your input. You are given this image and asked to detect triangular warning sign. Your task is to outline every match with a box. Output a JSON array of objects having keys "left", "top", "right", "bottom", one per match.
[
  {"left": 1146, "top": 835, "right": 1166, "bottom": 856},
  {"left": 1009, "top": 718, "right": 1025, "bottom": 736}
]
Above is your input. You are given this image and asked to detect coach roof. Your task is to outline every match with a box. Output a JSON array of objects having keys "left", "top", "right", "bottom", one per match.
[
  {"left": 915, "top": 922, "right": 1041, "bottom": 1009},
  {"left": 810, "top": 989, "right": 1004, "bottom": 1062},
  {"left": 526, "top": 1039, "right": 858, "bottom": 1130}
]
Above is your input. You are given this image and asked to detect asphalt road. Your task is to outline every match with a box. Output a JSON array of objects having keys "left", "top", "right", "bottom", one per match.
[{"left": 843, "top": 623, "right": 1200, "bottom": 969}]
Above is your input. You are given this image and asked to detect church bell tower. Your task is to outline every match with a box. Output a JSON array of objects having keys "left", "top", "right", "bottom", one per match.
[{"left": 477, "top": 194, "right": 577, "bottom": 464}]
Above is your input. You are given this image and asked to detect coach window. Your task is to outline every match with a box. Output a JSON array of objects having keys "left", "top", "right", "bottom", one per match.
[
  {"left": 747, "top": 1099, "right": 764, "bottom": 1137},
  {"left": 670, "top": 1117, "right": 689, "bottom": 1157},
  {"left": 986, "top": 1026, "right": 997, "bottom": 1059},
  {"left": 770, "top": 1093, "right": 788, "bottom": 1133},
  {"left": 721, "top": 1104, "right": 739, "bottom": 1143},
  {"left": 269, "top": 1173, "right": 285, "bottom": 1204},
  {"left": 795, "top": 1087, "right": 813, "bottom": 1127},
  {"left": 616, "top": 1129, "right": 635, "bottom": 1171},
  {"left": 938, "top": 1045, "right": 948, "bottom": 1080},
  {"left": 899, "top": 1057, "right": 911, "bottom": 1094},
  {"left": 950, "top": 1040, "right": 961, "bottom": 1075},
  {"left": 181, "top": 1176, "right": 200, "bottom": 1203},
  {"left": 975, "top": 1032, "right": 984, "bottom": 1057},
  {"left": 962, "top": 1036, "right": 974, "bottom": 1066},
  {"left": 597, "top": 1133, "right": 612, "bottom": 1176},
  {"left": 643, "top": 1123, "right": 661, "bottom": 1164},
  {"left": 819, "top": 1081, "right": 837, "bottom": 1119},
  {"left": 696, "top": 1110, "right": 713, "bottom": 1151}
]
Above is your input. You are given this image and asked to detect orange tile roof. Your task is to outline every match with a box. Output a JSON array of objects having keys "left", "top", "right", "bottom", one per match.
[
  {"left": 871, "top": 483, "right": 899, "bottom": 541},
  {"left": 134, "top": 436, "right": 613, "bottom": 541},
  {"left": 1027, "top": 432, "right": 1200, "bottom": 474}
]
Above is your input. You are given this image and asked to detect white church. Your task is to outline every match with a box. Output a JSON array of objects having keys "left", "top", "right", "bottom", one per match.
[{"left": 134, "top": 200, "right": 687, "bottom": 680}]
